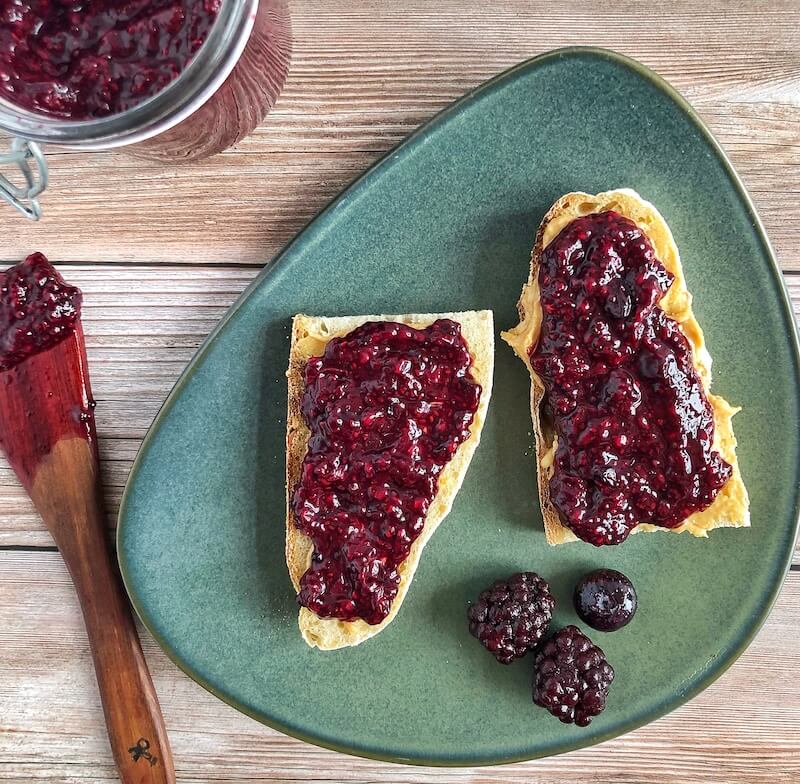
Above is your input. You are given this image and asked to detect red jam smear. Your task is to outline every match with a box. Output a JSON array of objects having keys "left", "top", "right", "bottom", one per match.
[
  {"left": 0, "top": 0, "right": 221, "bottom": 119},
  {"left": 0, "top": 252, "right": 81, "bottom": 371},
  {"left": 529, "top": 211, "right": 732, "bottom": 546},
  {"left": 292, "top": 319, "right": 481, "bottom": 625},
  {"left": 0, "top": 253, "right": 94, "bottom": 488}
]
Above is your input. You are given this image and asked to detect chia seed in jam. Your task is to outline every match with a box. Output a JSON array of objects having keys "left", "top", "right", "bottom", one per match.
[
  {"left": 530, "top": 211, "right": 732, "bottom": 546},
  {"left": 292, "top": 319, "right": 481, "bottom": 624}
]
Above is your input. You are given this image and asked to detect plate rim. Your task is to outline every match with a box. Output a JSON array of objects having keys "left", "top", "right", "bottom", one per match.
[{"left": 117, "top": 45, "right": 800, "bottom": 766}]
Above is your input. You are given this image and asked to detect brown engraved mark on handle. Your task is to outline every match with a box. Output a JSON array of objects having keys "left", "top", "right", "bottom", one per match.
[{"left": 129, "top": 738, "right": 158, "bottom": 766}]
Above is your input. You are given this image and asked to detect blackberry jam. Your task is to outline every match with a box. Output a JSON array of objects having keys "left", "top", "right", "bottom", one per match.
[
  {"left": 0, "top": 0, "right": 291, "bottom": 166},
  {"left": 292, "top": 319, "right": 481, "bottom": 625},
  {"left": 0, "top": 0, "right": 221, "bottom": 120},
  {"left": 0, "top": 252, "right": 81, "bottom": 370},
  {"left": 0, "top": 252, "right": 95, "bottom": 486},
  {"left": 530, "top": 211, "right": 732, "bottom": 545}
]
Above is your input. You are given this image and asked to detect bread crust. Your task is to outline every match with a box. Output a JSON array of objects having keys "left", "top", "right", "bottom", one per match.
[
  {"left": 501, "top": 189, "right": 750, "bottom": 545},
  {"left": 286, "top": 311, "right": 494, "bottom": 649}
]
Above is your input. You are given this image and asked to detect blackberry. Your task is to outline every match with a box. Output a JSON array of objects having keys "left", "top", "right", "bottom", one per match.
[
  {"left": 533, "top": 625, "right": 614, "bottom": 726},
  {"left": 468, "top": 572, "right": 554, "bottom": 664},
  {"left": 574, "top": 568, "right": 637, "bottom": 632}
]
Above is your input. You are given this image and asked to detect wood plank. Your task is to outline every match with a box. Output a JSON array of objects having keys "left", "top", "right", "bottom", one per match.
[
  {"left": 0, "top": 1, "right": 797, "bottom": 268},
  {"left": 0, "top": 550, "right": 798, "bottom": 783},
  {"left": 0, "top": 267, "right": 798, "bottom": 564}
]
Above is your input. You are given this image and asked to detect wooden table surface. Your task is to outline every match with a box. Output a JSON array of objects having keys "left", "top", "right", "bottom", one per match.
[{"left": 2, "top": 2, "right": 799, "bottom": 782}]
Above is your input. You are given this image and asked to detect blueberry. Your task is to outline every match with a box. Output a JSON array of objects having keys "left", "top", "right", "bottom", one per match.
[{"left": 573, "top": 569, "right": 637, "bottom": 632}]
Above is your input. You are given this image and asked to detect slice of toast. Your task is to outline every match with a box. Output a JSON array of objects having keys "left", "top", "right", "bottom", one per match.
[
  {"left": 286, "top": 310, "right": 494, "bottom": 649},
  {"left": 501, "top": 189, "right": 749, "bottom": 545}
]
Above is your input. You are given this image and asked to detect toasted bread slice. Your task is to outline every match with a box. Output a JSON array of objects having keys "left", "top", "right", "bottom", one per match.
[
  {"left": 286, "top": 311, "right": 494, "bottom": 649},
  {"left": 502, "top": 189, "right": 749, "bottom": 545}
]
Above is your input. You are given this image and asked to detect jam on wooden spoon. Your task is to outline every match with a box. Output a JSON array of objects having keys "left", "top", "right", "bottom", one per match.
[{"left": 0, "top": 253, "right": 174, "bottom": 784}]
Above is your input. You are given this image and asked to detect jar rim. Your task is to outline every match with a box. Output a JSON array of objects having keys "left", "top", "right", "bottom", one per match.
[{"left": 0, "top": 0, "right": 257, "bottom": 150}]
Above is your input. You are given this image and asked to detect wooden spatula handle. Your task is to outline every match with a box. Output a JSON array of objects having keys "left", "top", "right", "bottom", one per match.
[
  {"left": 71, "top": 544, "right": 175, "bottom": 784},
  {"left": 30, "top": 439, "right": 175, "bottom": 784}
]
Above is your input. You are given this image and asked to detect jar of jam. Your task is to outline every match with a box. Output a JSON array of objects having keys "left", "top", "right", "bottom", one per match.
[{"left": 0, "top": 0, "right": 291, "bottom": 218}]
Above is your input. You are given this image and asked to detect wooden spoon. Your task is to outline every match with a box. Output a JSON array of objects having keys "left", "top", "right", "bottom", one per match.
[{"left": 0, "top": 256, "right": 174, "bottom": 784}]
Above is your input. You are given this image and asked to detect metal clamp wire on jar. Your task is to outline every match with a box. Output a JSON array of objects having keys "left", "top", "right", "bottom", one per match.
[{"left": 0, "top": 139, "right": 47, "bottom": 221}]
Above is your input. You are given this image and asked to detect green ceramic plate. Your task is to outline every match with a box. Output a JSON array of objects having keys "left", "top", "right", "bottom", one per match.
[{"left": 118, "top": 48, "right": 800, "bottom": 765}]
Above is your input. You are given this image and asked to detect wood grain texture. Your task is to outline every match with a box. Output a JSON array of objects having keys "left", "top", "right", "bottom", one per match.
[
  {"left": 0, "top": 327, "right": 174, "bottom": 782},
  {"left": 1, "top": 1, "right": 799, "bottom": 782},
  {"left": 27, "top": 440, "right": 174, "bottom": 784},
  {"left": 0, "top": 1, "right": 798, "bottom": 268},
  {"left": 1, "top": 551, "right": 799, "bottom": 784}
]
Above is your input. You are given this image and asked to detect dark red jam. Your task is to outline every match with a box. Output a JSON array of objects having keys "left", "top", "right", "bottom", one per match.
[
  {"left": 0, "top": 253, "right": 94, "bottom": 489},
  {"left": 0, "top": 252, "right": 81, "bottom": 371},
  {"left": 530, "top": 211, "right": 732, "bottom": 546},
  {"left": 0, "top": 0, "right": 220, "bottom": 119},
  {"left": 292, "top": 319, "right": 481, "bottom": 625}
]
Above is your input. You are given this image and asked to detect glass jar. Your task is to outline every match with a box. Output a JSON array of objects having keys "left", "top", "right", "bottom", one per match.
[{"left": 0, "top": 0, "right": 291, "bottom": 218}]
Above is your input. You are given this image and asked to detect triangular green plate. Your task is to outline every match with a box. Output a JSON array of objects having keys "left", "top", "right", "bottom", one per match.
[{"left": 118, "top": 48, "right": 800, "bottom": 765}]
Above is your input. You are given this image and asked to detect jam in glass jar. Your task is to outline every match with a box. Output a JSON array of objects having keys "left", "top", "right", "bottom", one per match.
[{"left": 0, "top": 0, "right": 291, "bottom": 217}]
